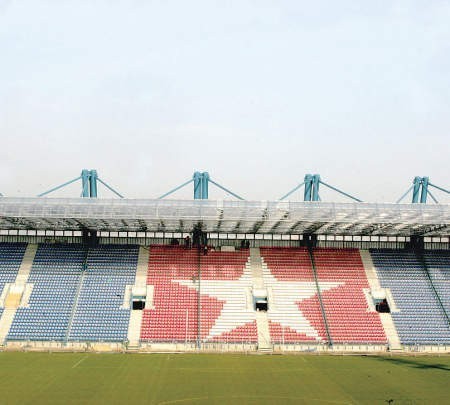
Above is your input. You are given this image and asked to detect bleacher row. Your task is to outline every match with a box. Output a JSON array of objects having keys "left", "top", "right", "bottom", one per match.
[{"left": 0, "top": 243, "right": 449, "bottom": 346}]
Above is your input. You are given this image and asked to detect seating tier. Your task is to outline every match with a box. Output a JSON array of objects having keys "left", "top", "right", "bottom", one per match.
[
  {"left": 141, "top": 246, "right": 256, "bottom": 342},
  {"left": 68, "top": 245, "right": 138, "bottom": 342},
  {"left": 370, "top": 249, "right": 450, "bottom": 345},
  {"left": 313, "top": 248, "right": 387, "bottom": 344},
  {"left": 424, "top": 250, "right": 450, "bottom": 314},
  {"left": 8, "top": 244, "right": 84, "bottom": 341},
  {"left": 260, "top": 247, "right": 328, "bottom": 343}
]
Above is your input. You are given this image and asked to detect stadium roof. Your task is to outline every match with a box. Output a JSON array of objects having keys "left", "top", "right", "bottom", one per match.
[{"left": 0, "top": 198, "right": 449, "bottom": 236}]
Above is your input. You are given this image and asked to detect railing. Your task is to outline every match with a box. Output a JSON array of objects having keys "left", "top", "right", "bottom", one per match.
[
  {"left": 307, "top": 246, "right": 333, "bottom": 346},
  {"left": 64, "top": 247, "right": 89, "bottom": 343},
  {"left": 3, "top": 339, "right": 450, "bottom": 354}
]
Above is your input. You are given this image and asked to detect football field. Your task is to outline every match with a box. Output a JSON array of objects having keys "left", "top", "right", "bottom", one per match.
[{"left": 0, "top": 352, "right": 449, "bottom": 404}]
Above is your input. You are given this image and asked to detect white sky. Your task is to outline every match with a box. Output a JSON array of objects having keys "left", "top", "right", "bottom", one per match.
[{"left": 0, "top": 1, "right": 449, "bottom": 202}]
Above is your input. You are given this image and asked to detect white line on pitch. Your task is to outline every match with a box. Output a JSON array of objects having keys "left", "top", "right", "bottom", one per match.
[{"left": 72, "top": 355, "right": 88, "bottom": 369}]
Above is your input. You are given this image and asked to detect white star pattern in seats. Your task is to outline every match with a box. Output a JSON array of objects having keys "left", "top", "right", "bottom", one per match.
[
  {"left": 262, "top": 267, "right": 342, "bottom": 341},
  {"left": 174, "top": 266, "right": 255, "bottom": 339},
  {"left": 174, "top": 266, "right": 343, "bottom": 341}
]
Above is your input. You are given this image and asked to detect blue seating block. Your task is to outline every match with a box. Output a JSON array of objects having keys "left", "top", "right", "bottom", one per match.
[
  {"left": 68, "top": 245, "right": 138, "bottom": 342},
  {"left": 370, "top": 249, "right": 450, "bottom": 345},
  {"left": 8, "top": 244, "right": 84, "bottom": 341}
]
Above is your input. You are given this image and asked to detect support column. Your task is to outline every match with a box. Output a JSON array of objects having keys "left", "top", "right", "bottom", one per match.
[
  {"left": 197, "top": 245, "right": 201, "bottom": 349},
  {"left": 420, "top": 177, "right": 429, "bottom": 204},
  {"left": 301, "top": 234, "right": 317, "bottom": 248},
  {"left": 89, "top": 170, "right": 98, "bottom": 198},
  {"left": 81, "top": 169, "right": 90, "bottom": 197},
  {"left": 312, "top": 174, "right": 320, "bottom": 201},
  {"left": 412, "top": 177, "right": 421, "bottom": 203},
  {"left": 193, "top": 172, "right": 202, "bottom": 199},
  {"left": 201, "top": 172, "right": 209, "bottom": 199},
  {"left": 307, "top": 246, "right": 333, "bottom": 346},
  {"left": 82, "top": 230, "right": 99, "bottom": 247},
  {"left": 303, "top": 174, "right": 313, "bottom": 201}
]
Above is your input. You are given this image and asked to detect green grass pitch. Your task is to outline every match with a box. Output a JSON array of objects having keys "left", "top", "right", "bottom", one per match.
[{"left": 0, "top": 352, "right": 449, "bottom": 404}]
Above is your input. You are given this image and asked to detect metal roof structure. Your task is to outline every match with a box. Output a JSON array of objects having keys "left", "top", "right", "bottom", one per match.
[{"left": 0, "top": 198, "right": 449, "bottom": 236}]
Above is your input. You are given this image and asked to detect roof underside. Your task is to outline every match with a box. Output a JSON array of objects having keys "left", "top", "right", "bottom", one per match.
[{"left": 0, "top": 198, "right": 449, "bottom": 236}]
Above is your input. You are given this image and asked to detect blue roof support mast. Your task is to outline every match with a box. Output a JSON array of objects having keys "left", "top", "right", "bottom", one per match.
[
  {"left": 193, "top": 172, "right": 202, "bottom": 199},
  {"left": 281, "top": 174, "right": 362, "bottom": 202},
  {"left": 312, "top": 174, "right": 320, "bottom": 201},
  {"left": 158, "top": 171, "right": 244, "bottom": 200},
  {"left": 303, "top": 174, "right": 312, "bottom": 201},
  {"left": 81, "top": 170, "right": 90, "bottom": 198},
  {"left": 201, "top": 172, "right": 209, "bottom": 199},
  {"left": 420, "top": 177, "right": 429, "bottom": 204},
  {"left": 397, "top": 176, "right": 448, "bottom": 204},
  {"left": 193, "top": 172, "right": 210, "bottom": 199},
  {"left": 412, "top": 177, "right": 421, "bottom": 203},
  {"left": 89, "top": 170, "right": 98, "bottom": 198},
  {"left": 38, "top": 169, "right": 122, "bottom": 198}
]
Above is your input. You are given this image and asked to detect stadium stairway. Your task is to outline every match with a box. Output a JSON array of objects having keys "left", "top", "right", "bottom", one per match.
[
  {"left": 127, "top": 246, "right": 150, "bottom": 347},
  {"left": 359, "top": 250, "right": 402, "bottom": 350},
  {"left": 0, "top": 309, "right": 15, "bottom": 343},
  {"left": 249, "top": 248, "right": 272, "bottom": 352},
  {"left": 0, "top": 243, "right": 36, "bottom": 344}
]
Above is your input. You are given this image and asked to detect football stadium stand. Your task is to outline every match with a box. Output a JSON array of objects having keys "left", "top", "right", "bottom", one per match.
[
  {"left": 0, "top": 191, "right": 448, "bottom": 353},
  {"left": 0, "top": 241, "right": 448, "bottom": 352}
]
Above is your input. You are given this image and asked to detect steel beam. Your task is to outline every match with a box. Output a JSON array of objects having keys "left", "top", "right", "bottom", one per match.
[
  {"left": 420, "top": 177, "right": 429, "bottom": 204},
  {"left": 96, "top": 177, "right": 124, "bottom": 198},
  {"left": 278, "top": 181, "right": 305, "bottom": 201},
  {"left": 158, "top": 178, "right": 194, "bottom": 199},
  {"left": 303, "top": 174, "right": 313, "bottom": 201},
  {"left": 428, "top": 182, "right": 450, "bottom": 195},
  {"left": 37, "top": 176, "right": 82, "bottom": 198},
  {"left": 81, "top": 170, "right": 90, "bottom": 198},
  {"left": 89, "top": 170, "right": 98, "bottom": 198},
  {"left": 193, "top": 172, "right": 202, "bottom": 199},
  {"left": 208, "top": 179, "right": 244, "bottom": 200},
  {"left": 201, "top": 172, "right": 209, "bottom": 199},
  {"left": 412, "top": 176, "right": 421, "bottom": 203},
  {"left": 319, "top": 180, "right": 362, "bottom": 203},
  {"left": 312, "top": 174, "right": 321, "bottom": 201}
]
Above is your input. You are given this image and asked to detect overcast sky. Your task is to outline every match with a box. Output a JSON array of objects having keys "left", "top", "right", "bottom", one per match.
[{"left": 0, "top": 1, "right": 449, "bottom": 202}]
